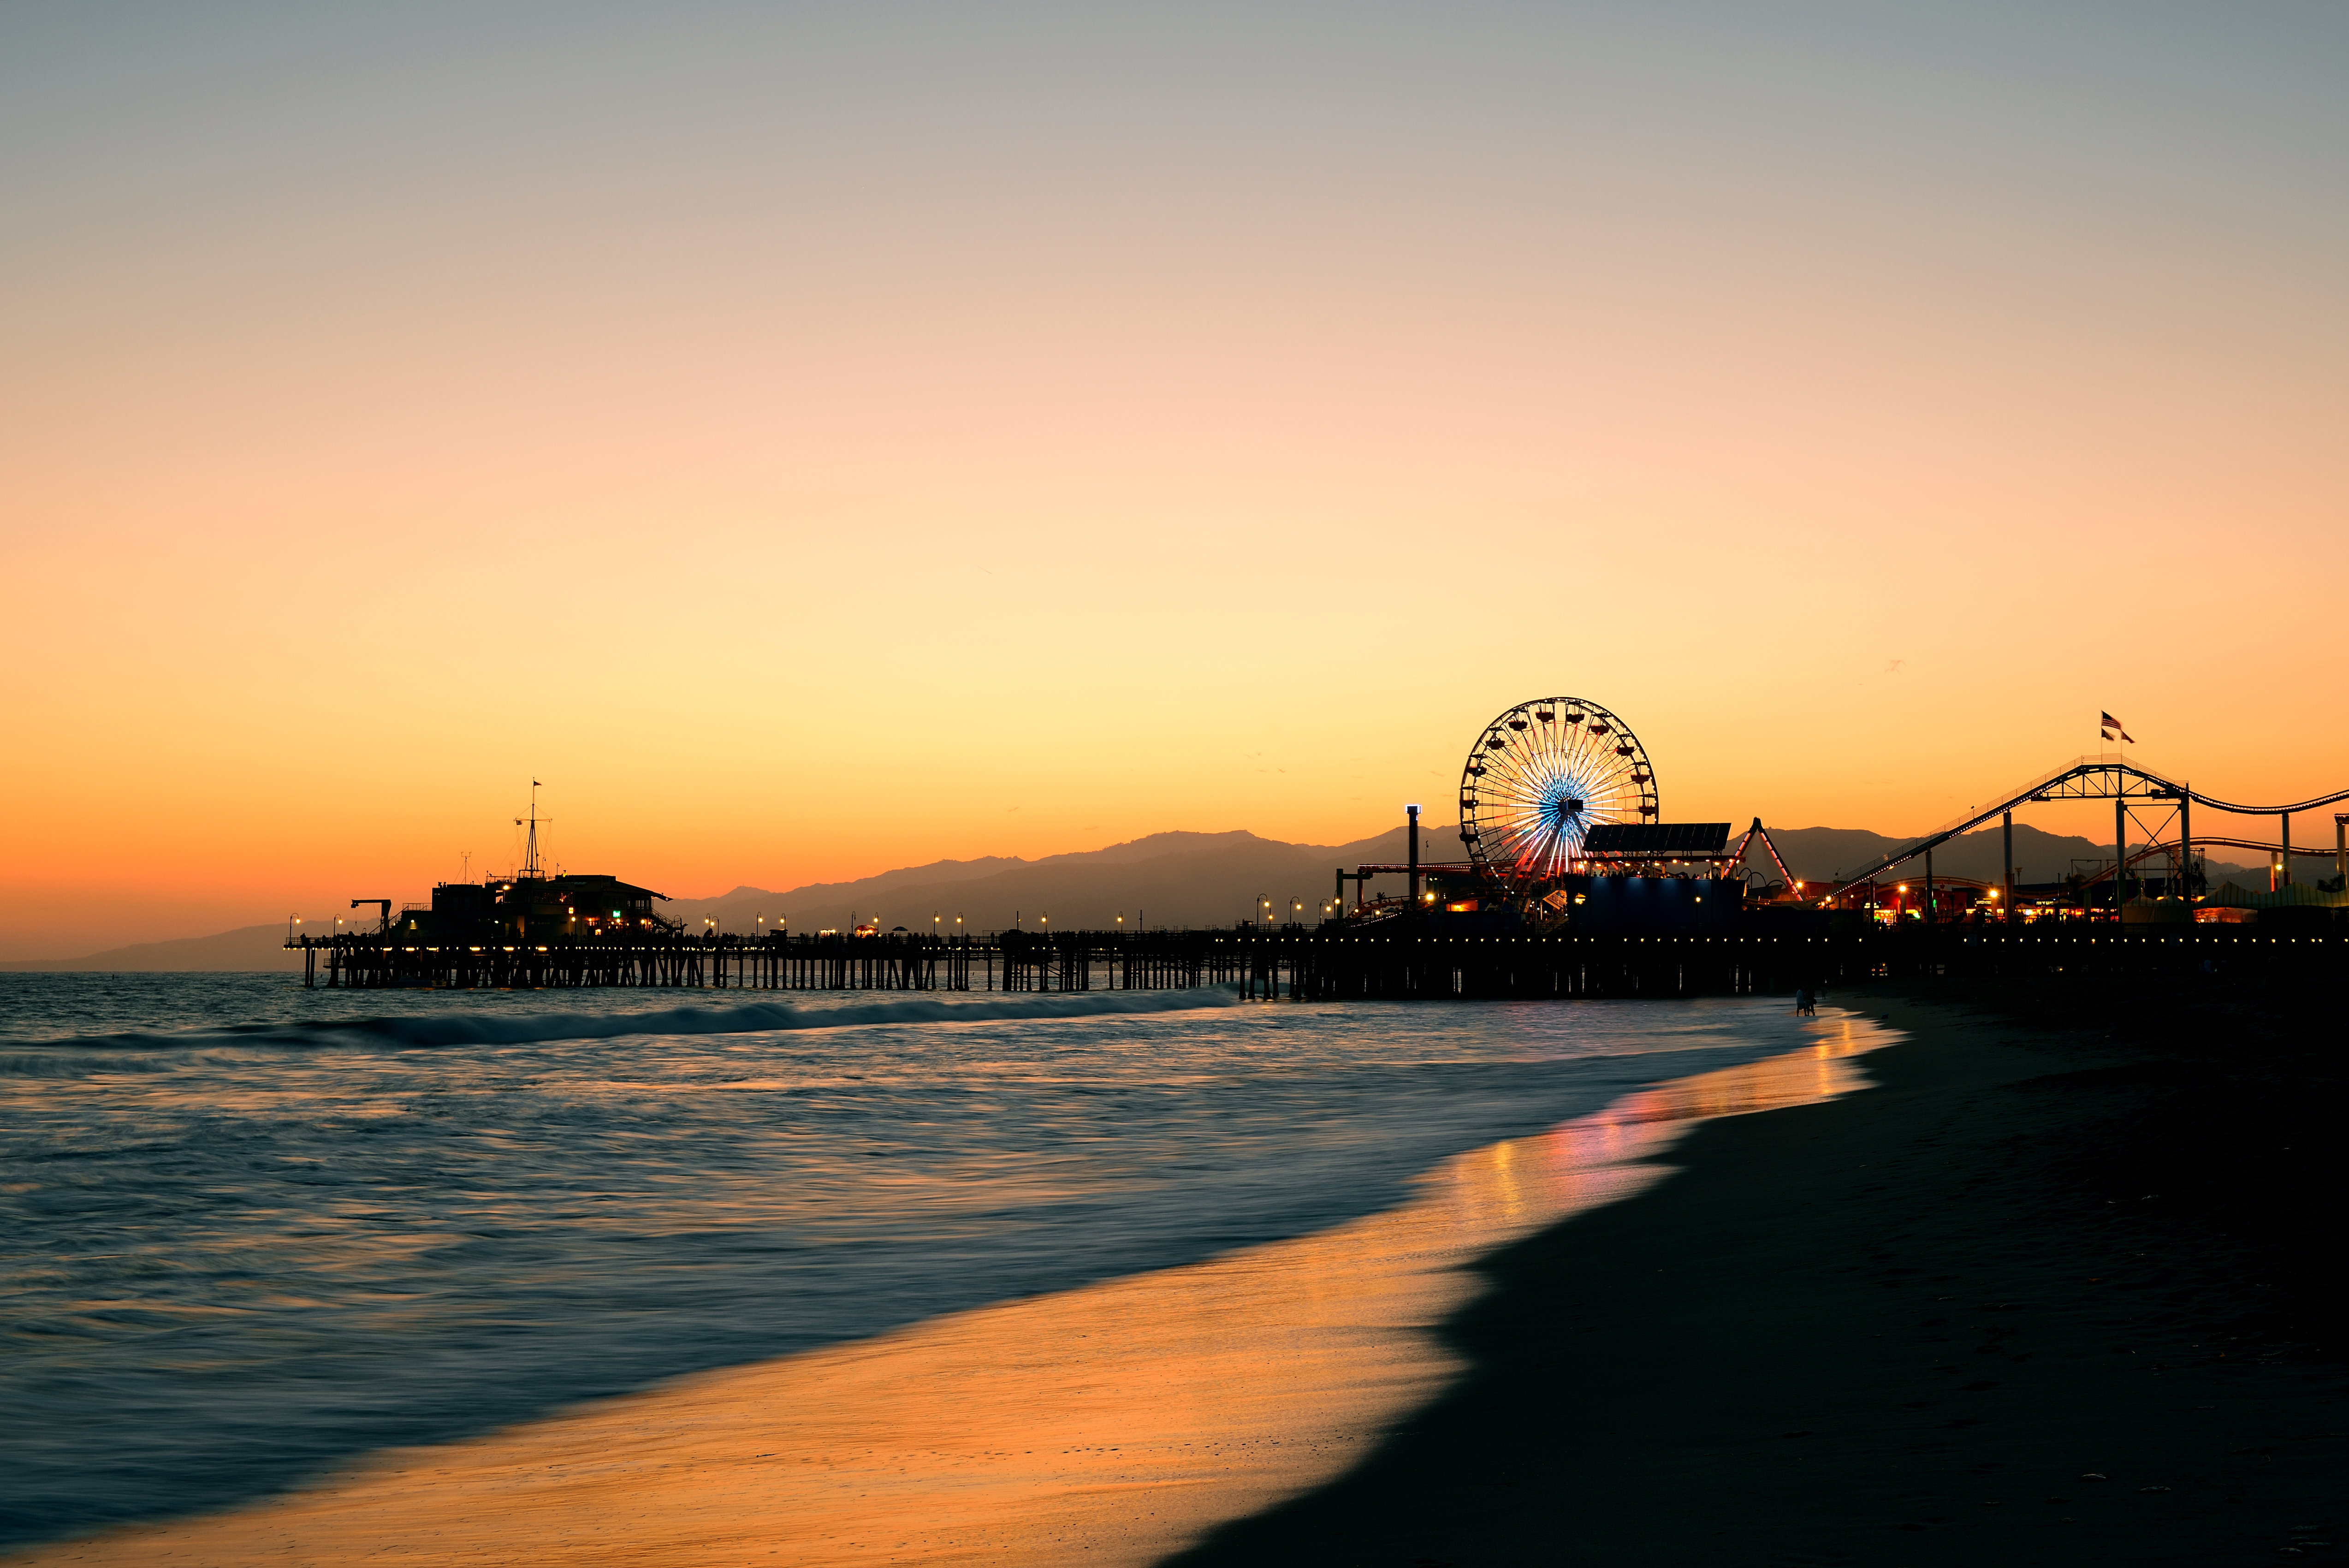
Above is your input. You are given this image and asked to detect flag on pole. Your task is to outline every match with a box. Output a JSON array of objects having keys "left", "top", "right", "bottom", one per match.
[{"left": 2100, "top": 713, "right": 2136, "bottom": 744}]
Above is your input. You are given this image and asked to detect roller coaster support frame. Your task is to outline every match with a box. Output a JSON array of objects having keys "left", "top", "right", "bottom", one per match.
[
  {"left": 2117, "top": 796, "right": 2128, "bottom": 908},
  {"left": 1822, "top": 755, "right": 2349, "bottom": 909}
]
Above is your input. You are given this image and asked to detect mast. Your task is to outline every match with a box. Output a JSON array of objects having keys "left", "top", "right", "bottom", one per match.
[{"left": 523, "top": 780, "right": 543, "bottom": 878}]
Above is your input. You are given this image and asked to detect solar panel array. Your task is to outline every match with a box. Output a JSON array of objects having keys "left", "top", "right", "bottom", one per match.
[{"left": 1580, "top": 822, "right": 1733, "bottom": 855}]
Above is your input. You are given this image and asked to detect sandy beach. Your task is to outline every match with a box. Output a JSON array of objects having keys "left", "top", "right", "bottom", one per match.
[{"left": 1175, "top": 975, "right": 2349, "bottom": 1564}]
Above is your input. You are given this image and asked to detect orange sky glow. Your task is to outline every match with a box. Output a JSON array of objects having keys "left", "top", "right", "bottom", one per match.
[{"left": 3, "top": 5, "right": 2343, "bottom": 957}]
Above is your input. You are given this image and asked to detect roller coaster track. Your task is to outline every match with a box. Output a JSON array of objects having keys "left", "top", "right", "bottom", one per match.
[
  {"left": 1822, "top": 754, "right": 2349, "bottom": 903},
  {"left": 1824, "top": 836, "right": 2335, "bottom": 899},
  {"left": 2072, "top": 837, "right": 2339, "bottom": 890},
  {"left": 2165, "top": 836, "right": 2342, "bottom": 862}
]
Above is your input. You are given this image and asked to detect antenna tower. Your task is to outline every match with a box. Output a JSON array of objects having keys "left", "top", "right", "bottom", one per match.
[{"left": 522, "top": 780, "right": 544, "bottom": 878}]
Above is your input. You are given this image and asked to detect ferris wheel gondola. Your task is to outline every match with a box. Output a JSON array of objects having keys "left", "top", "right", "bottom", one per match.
[{"left": 1457, "top": 696, "right": 1659, "bottom": 894}]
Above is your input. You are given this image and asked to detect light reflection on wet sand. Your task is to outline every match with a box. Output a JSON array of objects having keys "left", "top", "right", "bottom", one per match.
[{"left": 18, "top": 1015, "right": 1888, "bottom": 1567}]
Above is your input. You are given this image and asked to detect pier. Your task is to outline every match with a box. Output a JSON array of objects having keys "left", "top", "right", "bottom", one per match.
[
  {"left": 283, "top": 727, "right": 2348, "bottom": 1004},
  {"left": 289, "top": 925, "right": 2347, "bottom": 999}
]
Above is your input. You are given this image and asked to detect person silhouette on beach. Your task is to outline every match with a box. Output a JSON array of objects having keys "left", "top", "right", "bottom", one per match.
[{"left": 1794, "top": 986, "right": 1817, "bottom": 1016}]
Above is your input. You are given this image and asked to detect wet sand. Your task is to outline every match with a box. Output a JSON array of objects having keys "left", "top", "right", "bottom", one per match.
[
  {"left": 1173, "top": 976, "right": 2349, "bottom": 1564},
  {"left": 9, "top": 1018, "right": 1887, "bottom": 1566}
]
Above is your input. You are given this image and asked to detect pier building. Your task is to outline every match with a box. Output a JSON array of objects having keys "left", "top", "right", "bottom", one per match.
[
  {"left": 386, "top": 786, "right": 673, "bottom": 944},
  {"left": 399, "top": 872, "right": 671, "bottom": 944}
]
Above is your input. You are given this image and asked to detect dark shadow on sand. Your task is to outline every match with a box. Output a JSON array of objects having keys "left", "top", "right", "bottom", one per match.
[{"left": 1166, "top": 977, "right": 2349, "bottom": 1567}]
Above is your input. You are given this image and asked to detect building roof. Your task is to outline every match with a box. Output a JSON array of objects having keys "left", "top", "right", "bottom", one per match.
[
  {"left": 545, "top": 873, "right": 668, "bottom": 897},
  {"left": 1582, "top": 822, "right": 1732, "bottom": 855}
]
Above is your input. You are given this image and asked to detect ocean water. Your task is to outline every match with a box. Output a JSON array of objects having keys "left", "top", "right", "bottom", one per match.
[{"left": 0, "top": 973, "right": 1833, "bottom": 1550}]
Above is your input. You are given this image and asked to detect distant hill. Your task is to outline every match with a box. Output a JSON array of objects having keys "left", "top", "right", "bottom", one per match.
[
  {"left": 0, "top": 826, "right": 1459, "bottom": 969},
  {"left": 0, "top": 924, "right": 302, "bottom": 974},
  {"left": 668, "top": 825, "right": 1455, "bottom": 935}
]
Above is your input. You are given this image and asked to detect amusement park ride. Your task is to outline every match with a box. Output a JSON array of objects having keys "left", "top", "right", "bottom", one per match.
[
  {"left": 1336, "top": 696, "right": 2349, "bottom": 930},
  {"left": 1336, "top": 695, "right": 1732, "bottom": 930},
  {"left": 1813, "top": 754, "right": 2349, "bottom": 921}
]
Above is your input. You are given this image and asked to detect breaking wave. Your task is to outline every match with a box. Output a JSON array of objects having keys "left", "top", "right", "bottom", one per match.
[{"left": 3, "top": 984, "right": 1240, "bottom": 1060}]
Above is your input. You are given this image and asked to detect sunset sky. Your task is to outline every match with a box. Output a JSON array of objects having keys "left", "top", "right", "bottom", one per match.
[{"left": 4, "top": 3, "right": 2344, "bottom": 956}]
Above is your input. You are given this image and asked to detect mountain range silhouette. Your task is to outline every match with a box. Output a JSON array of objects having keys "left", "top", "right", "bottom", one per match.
[{"left": 0, "top": 821, "right": 2274, "bottom": 971}]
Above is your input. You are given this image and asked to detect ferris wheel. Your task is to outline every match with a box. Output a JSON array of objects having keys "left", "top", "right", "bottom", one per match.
[{"left": 1458, "top": 696, "right": 1659, "bottom": 891}]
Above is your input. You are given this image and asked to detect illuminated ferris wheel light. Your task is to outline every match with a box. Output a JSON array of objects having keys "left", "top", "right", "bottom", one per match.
[{"left": 1457, "top": 696, "right": 1660, "bottom": 893}]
